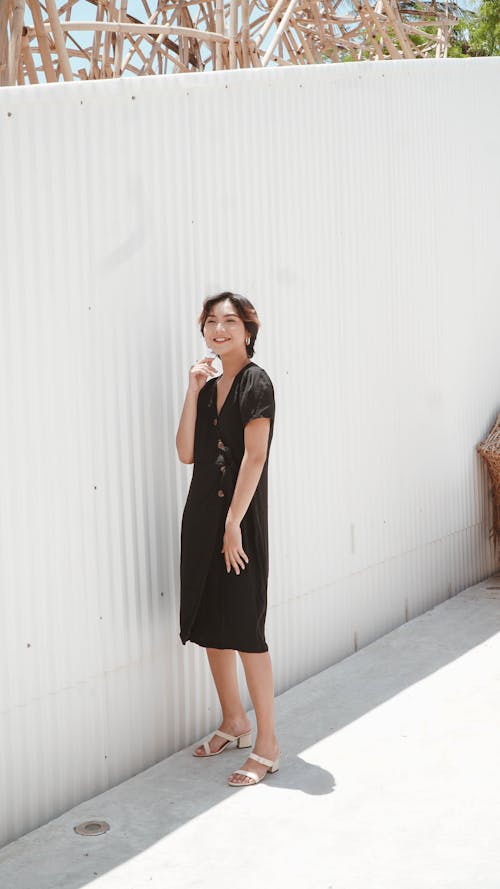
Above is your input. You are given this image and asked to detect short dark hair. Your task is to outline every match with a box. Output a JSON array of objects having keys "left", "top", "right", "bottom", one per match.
[{"left": 198, "top": 291, "right": 261, "bottom": 358}]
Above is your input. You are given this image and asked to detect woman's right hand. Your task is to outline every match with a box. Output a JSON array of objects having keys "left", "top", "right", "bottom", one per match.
[{"left": 188, "top": 356, "right": 219, "bottom": 393}]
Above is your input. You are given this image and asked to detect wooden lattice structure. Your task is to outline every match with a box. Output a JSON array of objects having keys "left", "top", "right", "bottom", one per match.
[
  {"left": 477, "top": 414, "right": 500, "bottom": 559},
  {"left": 0, "top": 0, "right": 463, "bottom": 87}
]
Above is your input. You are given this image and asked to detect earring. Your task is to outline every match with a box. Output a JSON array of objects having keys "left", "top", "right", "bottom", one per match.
[{"left": 245, "top": 337, "right": 250, "bottom": 345}]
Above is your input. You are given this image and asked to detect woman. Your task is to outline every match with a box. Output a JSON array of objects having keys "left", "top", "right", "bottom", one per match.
[{"left": 176, "top": 291, "right": 280, "bottom": 787}]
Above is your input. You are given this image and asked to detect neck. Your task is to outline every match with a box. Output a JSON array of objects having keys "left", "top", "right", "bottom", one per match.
[{"left": 219, "top": 353, "right": 251, "bottom": 379}]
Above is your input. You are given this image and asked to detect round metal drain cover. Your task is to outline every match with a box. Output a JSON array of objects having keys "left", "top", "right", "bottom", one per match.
[{"left": 74, "top": 820, "right": 110, "bottom": 836}]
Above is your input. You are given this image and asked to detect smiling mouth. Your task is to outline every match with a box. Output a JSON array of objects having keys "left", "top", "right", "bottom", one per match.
[{"left": 214, "top": 338, "right": 230, "bottom": 343}]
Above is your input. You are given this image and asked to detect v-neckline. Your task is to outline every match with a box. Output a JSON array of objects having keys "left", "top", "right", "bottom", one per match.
[{"left": 215, "top": 361, "right": 254, "bottom": 418}]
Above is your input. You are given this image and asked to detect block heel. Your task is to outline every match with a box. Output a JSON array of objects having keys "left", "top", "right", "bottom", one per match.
[
  {"left": 228, "top": 751, "right": 280, "bottom": 785},
  {"left": 236, "top": 731, "right": 253, "bottom": 748}
]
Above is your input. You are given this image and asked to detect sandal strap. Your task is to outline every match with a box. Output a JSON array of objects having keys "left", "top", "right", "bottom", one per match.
[
  {"left": 249, "top": 752, "right": 274, "bottom": 768},
  {"left": 232, "top": 769, "right": 259, "bottom": 782},
  {"left": 214, "top": 730, "right": 237, "bottom": 742}
]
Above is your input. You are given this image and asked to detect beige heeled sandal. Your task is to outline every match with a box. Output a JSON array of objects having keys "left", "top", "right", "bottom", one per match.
[
  {"left": 192, "top": 728, "right": 253, "bottom": 757},
  {"left": 228, "top": 751, "right": 280, "bottom": 786}
]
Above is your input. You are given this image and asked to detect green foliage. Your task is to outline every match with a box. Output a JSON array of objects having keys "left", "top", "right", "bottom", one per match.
[
  {"left": 469, "top": 0, "right": 500, "bottom": 54},
  {"left": 450, "top": 0, "right": 500, "bottom": 55}
]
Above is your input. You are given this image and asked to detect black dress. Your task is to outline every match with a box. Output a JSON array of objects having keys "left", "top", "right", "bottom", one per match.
[{"left": 179, "top": 361, "right": 275, "bottom": 652}]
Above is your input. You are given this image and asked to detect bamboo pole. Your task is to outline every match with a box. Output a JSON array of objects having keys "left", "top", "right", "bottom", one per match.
[
  {"left": 0, "top": 0, "right": 11, "bottom": 86},
  {"left": 21, "top": 29, "right": 38, "bottom": 82},
  {"left": 102, "top": 0, "right": 115, "bottom": 77},
  {"left": 379, "top": 0, "right": 415, "bottom": 58},
  {"left": 121, "top": 11, "right": 159, "bottom": 71},
  {"left": 229, "top": 0, "right": 237, "bottom": 69},
  {"left": 44, "top": 20, "right": 230, "bottom": 43},
  {"left": 8, "top": 0, "right": 25, "bottom": 84},
  {"left": 234, "top": 34, "right": 244, "bottom": 67},
  {"left": 141, "top": 6, "right": 162, "bottom": 74},
  {"left": 254, "top": 0, "right": 286, "bottom": 50},
  {"left": 280, "top": 26, "right": 300, "bottom": 63},
  {"left": 361, "top": 0, "right": 401, "bottom": 59},
  {"left": 351, "top": 0, "right": 385, "bottom": 59},
  {"left": 215, "top": 0, "right": 223, "bottom": 69},
  {"left": 313, "top": 1, "right": 341, "bottom": 62},
  {"left": 90, "top": 0, "right": 104, "bottom": 78},
  {"left": 123, "top": 22, "right": 189, "bottom": 74},
  {"left": 248, "top": 39, "right": 262, "bottom": 68},
  {"left": 261, "top": 0, "right": 299, "bottom": 67},
  {"left": 241, "top": 0, "right": 249, "bottom": 67},
  {"left": 178, "top": 2, "right": 190, "bottom": 72},
  {"left": 113, "top": 0, "right": 126, "bottom": 76},
  {"left": 26, "top": 0, "right": 56, "bottom": 81},
  {"left": 288, "top": 16, "right": 316, "bottom": 63},
  {"left": 17, "top": 32, "right": 25, "bottom": 82},
  {"left": 44, "top": 0, "right": 73, "bottom": 79}
]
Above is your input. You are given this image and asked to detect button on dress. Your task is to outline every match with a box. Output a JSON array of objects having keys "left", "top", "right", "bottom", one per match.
[{"left": 179, "top": 361, "right": 275, "bottom": 652}]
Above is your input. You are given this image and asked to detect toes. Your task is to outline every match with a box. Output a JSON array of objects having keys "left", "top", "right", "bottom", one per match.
[{"left": 229, "top": 774, "right": 252, "bottom": 784}]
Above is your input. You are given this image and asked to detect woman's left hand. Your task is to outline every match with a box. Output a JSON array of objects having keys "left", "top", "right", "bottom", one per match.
[{"left": 222, "top": 521, "right": 249, "bottom": 575}]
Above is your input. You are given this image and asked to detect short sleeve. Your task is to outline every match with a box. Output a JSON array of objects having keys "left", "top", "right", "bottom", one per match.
[{"left": 239, "top": 368, "right": 275, "bottom": 429}]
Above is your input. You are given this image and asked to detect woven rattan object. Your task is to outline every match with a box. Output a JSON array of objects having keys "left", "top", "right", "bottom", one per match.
[{"left": 477, "top": 413, "right": 500, "bottom": 558}]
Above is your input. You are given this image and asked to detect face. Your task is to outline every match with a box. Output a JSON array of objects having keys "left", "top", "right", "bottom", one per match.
[{"left": 203, "top": 298, "right": 248, "bottom": 357}]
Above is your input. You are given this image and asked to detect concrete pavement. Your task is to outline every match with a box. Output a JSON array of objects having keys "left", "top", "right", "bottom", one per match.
[{"left": 2, "top": 573, "right": 500, "bottom": 889}]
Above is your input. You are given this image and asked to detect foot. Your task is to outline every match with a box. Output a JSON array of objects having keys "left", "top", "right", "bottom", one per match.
[
  {"left": 194, "top": 716, "right": 253, "bottom": 756},
  {"left": 228, "top": 739, "right": 280, "bottom": 785}
]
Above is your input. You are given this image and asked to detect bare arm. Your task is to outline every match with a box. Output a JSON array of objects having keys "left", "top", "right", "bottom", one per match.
[
  {"left": 176, "top": 357, "right": 217, "bottom": 464},
  {"left": 175, "top": 388, "right": 198, "bottom": 464},
  {"left": 222, "top": 417, "right": 271, "bottom": 574}
]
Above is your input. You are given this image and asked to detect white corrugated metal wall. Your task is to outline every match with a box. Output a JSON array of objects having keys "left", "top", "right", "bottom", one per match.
[{"left": 1, "top": 57, "right": 499, "bottom": 846}]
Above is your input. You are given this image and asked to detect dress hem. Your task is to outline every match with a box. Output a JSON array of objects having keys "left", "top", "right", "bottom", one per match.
[{"left": 180, "top": 633, "right": 268, "bottom": 653}]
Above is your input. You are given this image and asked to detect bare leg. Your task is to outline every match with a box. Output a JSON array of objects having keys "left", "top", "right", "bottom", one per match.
[
  {"left": 227, "top": 650, "right": 280, "bottom": 784},
  {"left": 193, "top": 647, "right": 252, "bottom": 755}
]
